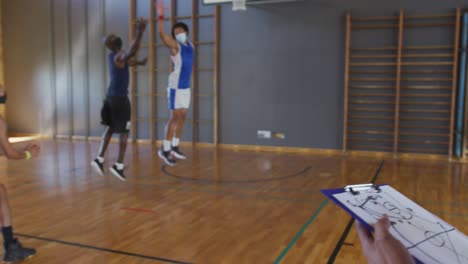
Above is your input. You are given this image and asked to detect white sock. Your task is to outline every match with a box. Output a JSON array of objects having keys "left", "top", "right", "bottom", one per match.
[
  {"left": 163, "top": 140, "right": 171, "bottom": 152},
  {"left": 115, "top": 163, "right": 124, "bottom": 170},
  {"left": 172, "top": 137, "right": 180, "bottom": 147},
  {"left": 97, "top": 156, "right": 104, "bottom": 163}
]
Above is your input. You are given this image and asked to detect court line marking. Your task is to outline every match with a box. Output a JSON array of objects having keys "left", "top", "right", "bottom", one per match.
[
  {"left": 131, "top": 178, "right": 326, "bottom": 195},
  {"left": 7, "top": 172, "right": 328, "bottom": 195},
  {"left": 15, "top": 233, "right": 192, "bottom": 264},
  {"left": 9, "top": 174, "right": 468, "bottom": 210},
  {"left": 273, "top": 160, "right": 385, "bottom": 264},
  {"left": 273, "top": 199, "right": 329, "bottom": 264},
  {"left": 327, "top": 219, "right": 355, "bottom": 263},
  {"left": 162, "top": 165, "right": 312, "bottom": 184},
  {"left": 327, "top": 160, "right": 385, "bottom": 264},
  {"left": 121, "top": 207, "right": 157, "bottom": 214},
  {"left": 137, "top": 184, "right": 322, "bottom": 203}
]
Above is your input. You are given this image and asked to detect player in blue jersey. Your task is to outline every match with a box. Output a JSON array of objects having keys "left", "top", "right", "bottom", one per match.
[
  {"left": 156, "top": 1, "right": 194, "bottom": 166},
  {"left": 91, "top": 18, "right": 147, "bottom": 181}
]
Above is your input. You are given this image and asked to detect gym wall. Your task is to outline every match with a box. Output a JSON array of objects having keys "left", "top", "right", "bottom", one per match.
[{"left": 1, "top": 0, "right": 464, "bottom": 150}]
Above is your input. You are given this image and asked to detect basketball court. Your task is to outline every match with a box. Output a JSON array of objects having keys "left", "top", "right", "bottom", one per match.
[
  {"left": 0, "top": 0, "right": 467, "bottom": 263},
  {"left": 0, "top": 139, "right": 464, "bottom": 263}
]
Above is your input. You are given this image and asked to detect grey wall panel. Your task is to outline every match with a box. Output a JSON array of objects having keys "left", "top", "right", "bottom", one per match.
[
  {"left": 42, "top": 1, "right": 55, "bottom": 136},
  {"left": 198, "top": 0, "right": 214, "bottom": 16},
  {"left": 197, "top": 123, "right": 213, "bottom": 143},
  {"left": 104, "top": 0, "right": 129, "bottom": 48},
  {"left": 219, "top": 4, "right": 344, "bottom": 148},
  {"left": 52, "top": 0, "right": 72, "bottom": 136},
  {"left": 197, "top": 96, "right": 213, "bottom": 118},
  {"left": 156, "top": 46, "right": 171, "bottom": 70},
  {"left": 156, "top": 74, "right": 168, "bottom": 92},
  {"left": 88, "top": 0, "right": 107, "bottom": 137},
  {"left": 352, "top": 29, "right": 399, "bottom": 48},
  {"left": 198, "top": 17, "right": 214, "bottom": 41},
  {"left": 198, "top": 72, "right": 214, "bottom": 95},
  {"left": 404, "top": 27, "right": 454, "bottom": 46},
  {"left": 2, "top": 0, "right": 465, "bottom": 149},
  {"left": 136, "top": 0, "right": 150, "bottom": 19},
  {"left": 156, "top": 97, "right": 170, "bottom": 117},
  {"left": 185, "top": 107, "right": 194, "bottom": 141},
  {"left": 71, "top": 0, "right": 88, "bottom": 136},
  {"left": 135, "top": 0, "right": 152, "bottom": 140},
  {"left": 196, "top": 45, "right": 214, "bottom": 70},
  {"left": 177, "top": 1, "right": 191, "bottom": 17},
  {"left": 3, "top": 0, "right": 52, "bottom": 134},
  {"left": 156, "top": 122, "right": 167, "bottom": 140},
  {"left": 137, "top": 121, "right": 150, "bottom": 139}
]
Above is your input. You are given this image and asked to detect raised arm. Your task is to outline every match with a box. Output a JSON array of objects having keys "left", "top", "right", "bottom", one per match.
[
  {"left": 116, "top": 18, "right": 147, "bottom": 63},
  {"left": 156, "top": 0, "right": 178, "bottom": 53}
]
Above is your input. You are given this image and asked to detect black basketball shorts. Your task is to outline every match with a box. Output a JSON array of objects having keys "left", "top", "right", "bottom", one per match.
[{"left": 101, "top": 96, "right": 131, "bottom": 133}]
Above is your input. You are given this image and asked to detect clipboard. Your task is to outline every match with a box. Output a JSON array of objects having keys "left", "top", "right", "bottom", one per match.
[
  {"left": 321, "top": 184, "right": 468, "bottom": 264},
  {"left": 321, "top": 184, "right": 382, "bottom": 232}
]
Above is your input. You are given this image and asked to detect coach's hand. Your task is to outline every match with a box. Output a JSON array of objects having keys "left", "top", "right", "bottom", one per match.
[
  {"left": 24, "top": 144, "right": 41, "bottom": 158},
  {"left": 356, "top": 215, "right": 415, "bottom": 264}
]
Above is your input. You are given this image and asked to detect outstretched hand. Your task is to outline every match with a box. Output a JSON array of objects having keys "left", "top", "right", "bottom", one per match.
[
  {"left": 135, "top": 18, "right": 147, "bottom": 32},
  {"left": 356, "top": 216, "right": 415, "bottom": 264},
  {"left": 23, "top": 144, "right": 40, "bottom": 158},
  {"left": 156, "top": 0, "right": 165, "bottom": 17}
]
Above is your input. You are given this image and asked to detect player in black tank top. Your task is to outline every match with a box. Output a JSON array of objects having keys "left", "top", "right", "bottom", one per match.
[{"left": 91, "top": 19, "right": 148, "bottom": 181}]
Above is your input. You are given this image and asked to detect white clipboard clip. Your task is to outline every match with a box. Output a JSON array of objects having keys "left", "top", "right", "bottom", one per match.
[{"left": 344, "top": 183, "right": 382, "bottom": 195}]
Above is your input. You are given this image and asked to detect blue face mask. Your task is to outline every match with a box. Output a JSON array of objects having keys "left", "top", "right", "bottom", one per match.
[{"left": 176, "top": 33, "right": 187, "bottom": 44}]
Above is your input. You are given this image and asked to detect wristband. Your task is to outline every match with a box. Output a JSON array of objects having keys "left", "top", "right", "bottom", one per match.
[{"left": 25, "top": 151, "right": 32, "bottom": 160}]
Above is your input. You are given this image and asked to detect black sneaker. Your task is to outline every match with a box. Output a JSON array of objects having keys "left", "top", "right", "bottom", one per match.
[
  {"left": 171, "top": 147, "right": 187, "bottom": 160},
  {"left": 91, "top": 158, "right": 104, "bottom": 176},
  {"left": 158, "top": 149, "right": 176, "bottom": 166},
  {"left": 110, "top": 165, "right": 126, "bottom": 181},
  {"left": 3, "top": 239, "right": 36, "bottom": 262}
]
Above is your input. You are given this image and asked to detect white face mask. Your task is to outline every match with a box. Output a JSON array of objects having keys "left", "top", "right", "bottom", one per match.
[{"left": 176, "top": 32, "right": 187, "bottom": 44}]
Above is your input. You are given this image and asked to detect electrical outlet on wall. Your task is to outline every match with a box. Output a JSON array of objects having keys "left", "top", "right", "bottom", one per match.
[
  {"left": 257, "top": 131, "right": 285, "bottom": 139},
  {"left": 257, "top": 130, "right": 272, "bottom": 139},
  {"left": 272, "top": 132, "right": 285, "bottom": 139}
]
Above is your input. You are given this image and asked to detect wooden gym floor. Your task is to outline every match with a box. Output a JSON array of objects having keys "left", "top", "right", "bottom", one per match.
[{"left": 0, "top": 140, "right": 466, "bottom": 263}]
